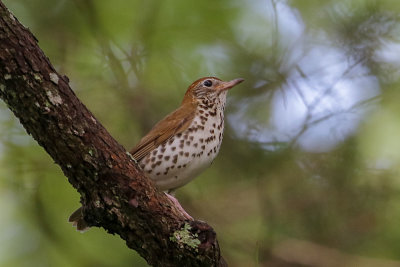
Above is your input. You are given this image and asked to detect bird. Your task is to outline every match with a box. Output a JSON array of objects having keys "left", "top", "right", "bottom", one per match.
[{"left": 69, "top": 77, "right": 244, "bottom": 230}]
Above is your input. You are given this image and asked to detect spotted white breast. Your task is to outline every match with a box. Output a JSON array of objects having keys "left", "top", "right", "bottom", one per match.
[{"left": 139, "top": 91, "right": 227, "bottom": 191}]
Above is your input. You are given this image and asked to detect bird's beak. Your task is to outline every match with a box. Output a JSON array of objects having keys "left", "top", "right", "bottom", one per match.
[{"left": 218, "top": 78, "right": 245, "bottom": 91}]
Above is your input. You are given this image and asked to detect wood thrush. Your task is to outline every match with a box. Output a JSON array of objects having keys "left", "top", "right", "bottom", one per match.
[{"left": 69, "top": 77, "right": 244, "bottom": 230}]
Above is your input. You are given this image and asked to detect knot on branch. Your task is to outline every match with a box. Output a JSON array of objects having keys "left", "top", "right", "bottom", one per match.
[{"left": 189, "top": 220, "right": 217, "bottom": 251}]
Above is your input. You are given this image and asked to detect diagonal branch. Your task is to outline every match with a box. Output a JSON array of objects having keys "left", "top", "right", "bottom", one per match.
[{"left": 0, "top": 2, "right": 225, "bottom": 266}]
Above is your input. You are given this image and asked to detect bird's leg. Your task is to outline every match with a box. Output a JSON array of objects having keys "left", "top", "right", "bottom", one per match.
[{"left": 165, "top": 192, "right": 193, "bottom": 220}]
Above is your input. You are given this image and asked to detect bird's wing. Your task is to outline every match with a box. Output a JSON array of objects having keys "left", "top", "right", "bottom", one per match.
[{"left": 130, "top": 103, "right": 196, "bottom": 162}]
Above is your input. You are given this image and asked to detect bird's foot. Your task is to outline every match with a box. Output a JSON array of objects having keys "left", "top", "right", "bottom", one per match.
[{"left": 165, "top": 193, "right": 193, "bottom": 220}]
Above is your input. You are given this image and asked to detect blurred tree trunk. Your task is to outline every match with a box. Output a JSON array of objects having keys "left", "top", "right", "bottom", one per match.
[{"left": 0, "top": 2, "right": 225, "bottom": 266}]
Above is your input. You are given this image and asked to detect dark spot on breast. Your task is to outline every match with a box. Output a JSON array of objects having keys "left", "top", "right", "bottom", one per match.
[
  {"left": 210, "top": 129, "right": 214, "bottom": 134},
  {"left": 193, "top": 143, "right": 198, "bottom": 148},
  {"left": 177, "top": 165, "right": 181, "bottom": 169},
  {"left": 189, "top": 136, "right": 194, "bottom": 141},
  {"left": 171, "top": 146, "right": 176, "bottom": 151},
  {"left": 199, "top": 109, "right": 204, "bottom": 114},
  {"left": 164, "top": 155, "right": 170, "bottom": 160},
  {"left": 152, "top": 150, "right": 157, "bottom": 156},
  {"left": 184, "top": 152, "right": 189, "bottom": 157},
  {"left": 183, "top": 164, "right": 187, "bottom": 168},
  {"left": 177, "top": 133, "right": 182, "bottom": 138},
  {"left": 147, "top": 170, "right": 152, "bottom": 174},
  {"left": 179, "top": 143, "right": 184, "bottom": 149},
  {"left": 156, "top": 172, "right": 160, "bottom": 176},
  {"left": 199, "top": 138, "right": 204, "bottom": 143},
  {"left": 151, "top": 157, "right": 156, "bottom": 162},
  {"left": 186, "top": 141, "right": 191, "bottom": 145},
  {"left": 156, "top": 161, "right": 162, "bottom": 166},
  {"left": 179, "top": 151, "right": 183, "bottom": 156},
  {"left": 201, "top": 145, "right": 205, "bottom": 150},
  {"left": 168, "top": 138, "right": 175, "bottom": 145},
  {"left": 161, "top": 147, "right": 166, "bottom": 153},
  {"left": 158, "top": 155, "right": 162, "bottom": 159},
  {"left": 192, "top": 153, "right": 196, "bottom": 157},
  {"left": 209, "top": 110, "right": 217, "bottom": 116},
  {"left": 173, "top": 155, "right": 178, "bottom": 164}
]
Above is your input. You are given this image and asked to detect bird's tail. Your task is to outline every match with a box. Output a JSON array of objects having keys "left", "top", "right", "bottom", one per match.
[{"left": 68, "top": 206, "right": 90, "bottom": 232}]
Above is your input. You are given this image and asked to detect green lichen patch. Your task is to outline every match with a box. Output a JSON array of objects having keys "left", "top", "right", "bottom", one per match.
[
  {"left": 46, "top": 90, "right": 63, "bottom": 106},
  {"left": 33, "top": 73, "right": 42, "bottom": 82},
  {"left": 49, "top": 72, "right": 59, "bottom": 85},
  {"left": 170, "top": 223, "right": 201, "bottom": 251}
]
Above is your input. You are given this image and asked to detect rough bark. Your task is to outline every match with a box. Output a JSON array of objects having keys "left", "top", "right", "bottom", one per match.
[{"left": 0, "top": 2, "right": 226, "bottom": 266}]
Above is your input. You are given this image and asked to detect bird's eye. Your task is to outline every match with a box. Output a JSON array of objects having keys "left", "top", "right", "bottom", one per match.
[{"left": 203, "top": 80, "right": 212, "bottom": 87}]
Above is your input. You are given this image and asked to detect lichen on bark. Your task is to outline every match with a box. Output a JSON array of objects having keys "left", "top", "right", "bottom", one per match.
[{"left": 0, "top": 1, "right": 225, "bottom": 266}]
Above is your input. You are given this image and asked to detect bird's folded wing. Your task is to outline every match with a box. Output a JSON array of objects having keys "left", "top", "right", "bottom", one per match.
[{"left": 130, "top": 103, "right": 196, "bottom": 162}]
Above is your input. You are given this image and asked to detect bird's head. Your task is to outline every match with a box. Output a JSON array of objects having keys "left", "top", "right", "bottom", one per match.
[{"left": 182, "top": 77, "right": 244, "bottom": 105}]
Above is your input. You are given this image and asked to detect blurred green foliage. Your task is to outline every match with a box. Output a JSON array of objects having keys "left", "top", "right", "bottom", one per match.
[{"left": 1, "top": 0, "right": 400, "bottom": 266}]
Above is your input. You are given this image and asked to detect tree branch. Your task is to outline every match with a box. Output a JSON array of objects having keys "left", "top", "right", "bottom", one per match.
[{"left": 0, "top": 2, "right": 225, "bottom": 266}]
